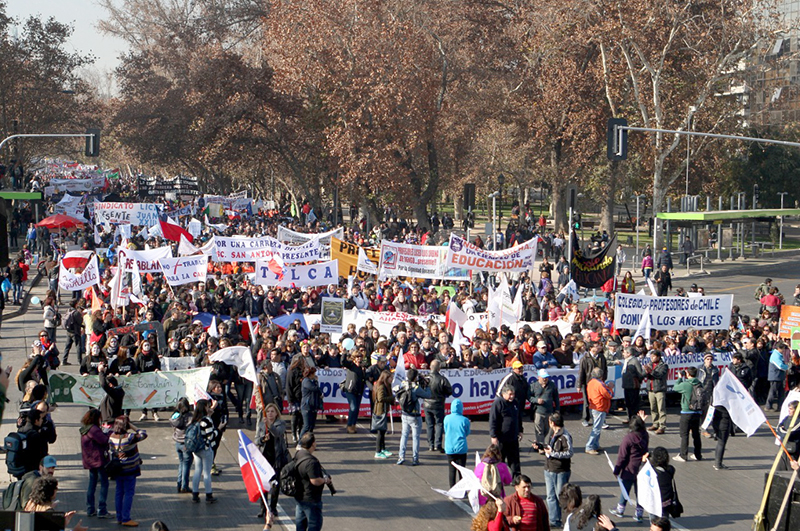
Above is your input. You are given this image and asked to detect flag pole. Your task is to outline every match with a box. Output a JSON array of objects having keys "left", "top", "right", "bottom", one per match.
[
  {"left": 754, "top": 404, "right": 800, "bottom": 531},
  {"left": 238, "top": 431, "right": 272, "bottom": 519}
]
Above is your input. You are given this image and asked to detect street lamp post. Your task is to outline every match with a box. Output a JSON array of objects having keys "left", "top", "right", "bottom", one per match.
[
  {"left": 778, "top": 192, "right": 788, "bottom": 250},
  {"left": 634, "top": 194, "right": 645, "bottom": 265},
  {"left": 489, "top": 191, "right": 499, "bottom": 251},
  {"left": 736, "top": 192, "right": 746, "bottom": 258},
  {"left": 686, "top": 106, "right": 696, "bottom": 197}
]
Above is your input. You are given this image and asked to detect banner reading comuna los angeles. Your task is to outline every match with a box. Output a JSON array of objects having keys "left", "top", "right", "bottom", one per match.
[
  {"left": 614, "top": 293, "right": 733, "bottom": 331},
  {"left": 379, "top": 240, "right": 470, "bottom": 281},
  {"left": 445, "top": 234, "right": 537, "bottom": 272},
  {"left": 214, "top": 235, "right": 319, "bottom": 263},
  {"left": 94, "top": 202, "right": 161, "bottom": 225},
  {"left": 48, "top": 368, "right": 212, "bottom": 409}
]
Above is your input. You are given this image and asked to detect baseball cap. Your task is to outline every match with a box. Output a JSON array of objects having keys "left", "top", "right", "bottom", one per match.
[
  {"left": 703, "top": 352, "right": 715, "bottom": 360},
  {"left": 511, "top": 360, "right": 524, "bottom": 369},
  {"left": 537, "top": 369, "right": 550, "bottom": 379},
  {"left": 42, "top": 456, "right": 57, "bottom": 468},
  {"left": 536, "top": 341, "right": 547, "bottom": 348}
]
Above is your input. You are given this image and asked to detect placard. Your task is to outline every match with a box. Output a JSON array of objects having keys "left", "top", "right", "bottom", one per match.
[
  {"left": 95, "top": 202, "right": 161, "bottom": 225},
  {"left": 779, "top": 305, "right": 800, "bottom": 338},
  {"left": 378, "top": 240, "right": 470, "bottom": 281},
  {"left": 614, "top": 293, "right": 733, "bottom": 331},
  {"left": 320, "top": 297, "right": 345, "bottom": 334},
  {"left": 213, "top": 236, "right": 319, "bottom": 263},
  {"left": 445, "top": 234, "right": 537, "bottom": 272},
  {"left": 254, "top": 259, "right": 338, "bottom": 288}
]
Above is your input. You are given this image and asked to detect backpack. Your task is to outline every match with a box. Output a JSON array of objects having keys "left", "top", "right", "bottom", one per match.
[
  {"left": 1, "top": 480, "right": 24, "bottom": 511},
  {"left": 688, "top": 383, "right": 704, "bottom": 411},
  {"left": 184, "top": 422, "right": 206, "bottom": 453},
  {"left": 4, "top": 432, "right": 29, "bottom": 478},
  {"left": 480, "top": 462, "right": 503, "bottom": 499},
  {"left": 64, "top": 310, "right": 76, "bottom": 331},
  {"left": 396, "top": 385, "right": 417, "bottom": 416},
  {"left": 279, "top": 454, "right": 312, "bottom": 498}
]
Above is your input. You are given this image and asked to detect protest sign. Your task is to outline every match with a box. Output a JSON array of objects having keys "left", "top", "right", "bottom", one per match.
[
  {"left": 445, "top": 234, "right": 537, "bottom": 272},
  {"left": 158, "top": 255, "right": 209, "bottom": 286},
  {"left": 58, "top": 255, "right": 100, "bottom": 291},
  {"left": 792, "top": 327, "right": 800, "bottom": 351},
  {"left": 344, "top": 309, "right": 444, "bottom": 336},
  {"left": 161, "top": 357, "right": 196, "bottom": 371},
  {"left": 119, "top": 246, "right": 173, "bottom": 273},
  {"left": 778, "top": 305, "right": 800, "bottom": 338},
  {"left": 53, "top": 194, "right": 86, "bottom": 221},
  {"left": 46, "top": 176, "right": 107, "bottom": 196},
  {"left": 614, "top": 293, "right": 733, "bottom": 331},
  {"left": 277, "top": 226, "right": 343, "bottom": 246},
  {"left": 94, "top": 202, "right": 161, "bottom": 225},
  {"left": 331, "top": 237, "right": 380, "bottom": 280},
  {"left": 320, "top": 298, "right": 345, "bottom": 334},
  {"left": 254, "top": 259, "right": 338, "bottom": 288},
  {"left": 379, "top": 240, "right": 470, "bottom": 281},
  {"left": 48, "top": 367, "right": 212, "bottom": 409},
  {"left": 213, "top": 236, "right": 319, "bottom": 263}
]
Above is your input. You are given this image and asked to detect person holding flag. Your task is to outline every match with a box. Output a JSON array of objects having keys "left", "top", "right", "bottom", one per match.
[{"left": 254, "top": 403, "right": 289, "bottom": 519}]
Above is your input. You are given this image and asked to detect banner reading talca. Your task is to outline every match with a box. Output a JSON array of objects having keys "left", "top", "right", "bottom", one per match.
[
  {"left": 58, "top": 255, "right": 100, "bottom": 291},
  {"left": 47, "top": 367, "right": 212, "bottom": 409},
  {"left": 254, "top": 259, "right": 338, "bottom": 288},
  {"left": 214, "top": 236, "right": 319, "bottom": 263},
  {"left": 379, "top": 240, "right": 470, "bottom": 281},
  {"left": 614, "top": 293, "right": 733, "bottom": 331},
  {"left": 445, "top": 234, "right": 537, "bottom": 272},
  {"left": 94, "top": 202, "right": 161, "bottom": 225}
]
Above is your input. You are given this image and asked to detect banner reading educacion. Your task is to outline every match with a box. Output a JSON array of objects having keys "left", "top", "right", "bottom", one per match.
[
  {"left": 445, "top": 234, "right": 537, "bottom": 272},
  {"left": 614, "top": 293, "right": 733, "bottom": 331},
  {"left": 214, "top": 236, "right": 319, "bottom": 263},
  {"left": 48, "top": 368, "right": 212, "bottom": 409},
  {"left": 94, "top": 202, "right": 161, "bottom": 225},
  {"left": 379, "top": 240, "right": 470, "bottom": 281}
]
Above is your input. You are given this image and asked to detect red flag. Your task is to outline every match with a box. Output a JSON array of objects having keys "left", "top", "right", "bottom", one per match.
[
  {"left": 159, "top": 215, "right": 194, "bottom": 243},
  {"left": 267, "top": 256, "right": 285, "bottom": 280}
]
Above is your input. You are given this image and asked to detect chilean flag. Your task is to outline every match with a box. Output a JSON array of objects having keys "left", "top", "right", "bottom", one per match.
[
  {"left": 62, "top": 250, "right": 94, "bottom": 270},
  {"left": 237, "top": 430, "right": 276, "bottom": 502},
  {"left": 159, "top": 214, "right": 194, "bottom": 243}
]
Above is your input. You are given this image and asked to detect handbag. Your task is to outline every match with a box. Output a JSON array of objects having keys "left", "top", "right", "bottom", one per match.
[
  {"left": 104, "top": 448, "right": 124, "bottom": 480},
  {"left": 668, "top": 475, "right": 684, "bottom": 518},
  {"left": 370, "top": 413, "right": 388, "bottom": 433}
]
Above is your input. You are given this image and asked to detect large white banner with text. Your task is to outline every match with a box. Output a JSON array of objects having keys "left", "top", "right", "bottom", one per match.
[
  {"left": 95, "top": 202, "right": 161, "bottom": 225},
  {"left": 378, "top": 240, "right": 470, "bottom": 281},
  {"left": 614, "top": 293, "right": 733, "bottom": 331},
  {"left": 445, "top": 234, "right": 537, "bottom": 272},
  {"left": 213, "top": 236, "right": 319, "bottom": 263},
  {"left": 254, "top": 259, "right": 338, "bottom": 288},
  {"left": 159, "top": 255, "right": 209, "bottom": 286}
]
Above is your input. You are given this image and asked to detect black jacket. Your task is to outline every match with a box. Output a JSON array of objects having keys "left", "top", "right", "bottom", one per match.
[
  {"left": 422, "top": 372, "right": 453, "bottom": 410},
  {"left": 489, "top": 396, "right": 520, "bottom": 440},
  {"left": 578, "top": 353, "right": 608, "bottom": 388},
  {"left": 729, "top": 362, "right": 753, "bottom": 390},
  {"left": 99, "top": 372, "right": 125, "bottom": 423},
  {"left": 17, "top": 420, "right": 57, "bottom": 474},
  {"left": 257, "top": 371, "right": 283, "bottom": 410},
  {"left": 340, "top": 353, "right": 366, "bottom": 396},
  {"left": 286, "top": 366, "right": 304, "bottom": 404}
]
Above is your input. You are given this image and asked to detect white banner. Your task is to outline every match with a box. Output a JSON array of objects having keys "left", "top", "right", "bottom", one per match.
[
  {"left": 614, "top": 293, "right": 733, "bottom": 331},
  {"left": 277, "top": 226, "right": 343, "bottom": 246},
  {"left": 54, "top": 194, "right": 86, "bottom": 221},
  {"left": 379, "top": 240, "right": 470, "bottom": 281},
  {"left": 445, "top": 234, "right": 537, "bottom": 272},
  {"left": 254, "top": 259, "right": 338, "bottom": 288},
  {"left": 213, "top": 236, "right": 319, "bottom": 263},
  {"left": 95, "top": 202, "right": 161, "bottom": 225},
  {"left": 343, "top": 309, "right": 444, "bottom": 337},
  {"left": 58, "top": 255, "right": 100, "bottom": 291},
  {"left": 158, "top": 255, "right": 209, "bottom": 286},
  {"left": 46, "top": 176, "right": 106, "bottom": 196},
  {"left": 204, "top": 194, "right": 251, "bottom": 210},
  {"left": 119, "top": 247, "right": 173, "bottom": 273}
]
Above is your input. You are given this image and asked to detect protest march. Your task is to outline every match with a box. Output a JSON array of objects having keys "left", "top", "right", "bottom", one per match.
[{"left": 2, "top": 159, "right": 798, "bottom": 531}]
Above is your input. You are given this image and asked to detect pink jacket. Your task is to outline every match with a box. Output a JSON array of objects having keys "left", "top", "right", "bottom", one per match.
[{"left": 474, "top": 460, "right": 513, "bottom": 506}]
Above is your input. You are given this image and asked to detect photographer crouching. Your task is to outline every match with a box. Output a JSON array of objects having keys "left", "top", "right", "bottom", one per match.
[{"left": 292, "top": 433, "right": 334, "bottom": 531}]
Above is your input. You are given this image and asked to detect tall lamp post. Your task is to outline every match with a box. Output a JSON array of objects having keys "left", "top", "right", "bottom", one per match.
[
  {"left": 778, "top": 192, "right": 788, "bottom": 250},
  {"left": 685, "top": 106, "right": 696, "bottom": 196},
  {"left": 634, "top": 194, "right": 645, "bottom": 265},
  {"left": 489, "top": 191, "right": 499, "bottom": 251}
]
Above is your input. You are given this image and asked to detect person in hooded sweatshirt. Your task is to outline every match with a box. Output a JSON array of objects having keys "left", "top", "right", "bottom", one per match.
[{"left": 443, "top": 398, "right": 471, "bottom": 488}]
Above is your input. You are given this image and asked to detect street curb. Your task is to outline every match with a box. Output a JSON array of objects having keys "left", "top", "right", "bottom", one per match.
[{"left": 674, "top": 248, "right": 800, "bottom": 280}]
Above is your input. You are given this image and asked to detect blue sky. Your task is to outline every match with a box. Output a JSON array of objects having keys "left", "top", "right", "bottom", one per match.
[{"left": 7, "top": 1, "right": 127, "bottom": 74}]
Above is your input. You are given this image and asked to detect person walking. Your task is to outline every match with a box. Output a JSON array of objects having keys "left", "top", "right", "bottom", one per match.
[
  {"left": 62, "top": 299, "right": 84, "bottom": 366},
  {"left": 396, "top": 368, "right": 432, "bottom": 466},
  {"left": 489, "top": 384, "right": 522, "bottom": 477},
  {"left": 620, "top": 347, "right": 643, "bottom": 421},
  {"left": 643, "top": 350, "right": 669, "bottom": 434},
  {"left": 80, "top": 408, "right": 110, "bottom": 519},
  {"left": 767, "top": 342, "right": 790, "bottom": 411},
  {"left": 339, "top": 348, "right": 366, "bottom": 434},
  {"left": 697, "top": 353, "right": 719, "bottom": 438},
  {"left": 286, "top": 356, "right": 307, "bottom": 443},
  {"left": 108, "top": 415, "right": 148, "bottom": 527},
  {"left": 577, "top": 344, "right": 607, "bottom": 427},
  {"left": 475, "top": 444, "right": 513, "bottom": 507},
  {"left": 42, "top": 296, "right": 60, "bottom": 344},
  {"left": 300, "top": 367, "right": 323, "bottom": 440},
  {"left": 424, "top": 360, "right": 453, "bottom": 452},
  {"left": 255, "top": 403, "right": 290, "bottom": 519},
  {"left": 169, "top": 398, "right": 194, "bottom": 494},
  {"left": 443, "top": 398, "right": 471, "bottom": 488},
  {"left": 532, "top": 412, "right": 572, "bottom": 528},
  {"left": 530, "top": 369, "right": 559, "bottom": 449},
  {"left": 586, "top": 368, "right": 612, "bottom": 455},
  {"left": 653, "top": 265, "right": 672, "bottom": 296},
  {"left": 371, "top": 371, "right": 394, "bottom": 459},
  {"left": 672, "top": 367, "right": 703, "bottom": 462},
  {"left": 610, "top": 412, "right": 649, "bottom": 522},
  {"left": 189, "top": 399, "right": 218, "bottom": 504},
  {"left": 293, "top": 433, "right": 333, "bottom": 531}
]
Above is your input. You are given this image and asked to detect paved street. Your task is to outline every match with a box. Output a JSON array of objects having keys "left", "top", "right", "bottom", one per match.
[{"left": 0, "top": 259, "right": 796, "bottom": 531}]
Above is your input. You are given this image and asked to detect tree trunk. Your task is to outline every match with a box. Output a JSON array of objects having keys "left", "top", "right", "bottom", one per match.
[
  {"left": 551, "top": 184, "right": 567, "bottom": 233},
  {"left": 454, "top": 194, "right": 463, "bottom": 221},
  {"left": 599, "top": 162, "right": 618, "bottom": 233},
  {"left": 413, "top": 202, "right": 430, "bottom": 230}
]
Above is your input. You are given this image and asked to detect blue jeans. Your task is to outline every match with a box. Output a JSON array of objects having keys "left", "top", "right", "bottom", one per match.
[
  {"left": 12, "top": 283, "right": 22, "bottom": 303},
  {"left": 544, "top": 470, "right": 570, "bottom": 525},
  {"left": 300, "top": 409, "right": 317, "bottom": 438},
  {"left": 344, "top": 391, "right": 362, "bottom": 427},
  {"left": 176, "top": 442, "right": 193, "bottom": 491},
  {"left": 192, "top": 447, "right": 213, "bottom": 494},
  {"left": 399, "top": 414, "right": 422, "bottom": 463},
  {"left": 295, "top": 500, "right": 323, "bottom": 531},
  {"left": 617, "top": 476, "right": 643, "bottom": 515},
  {"left": 586, "top": 410, "right": 606, "bottom": 452},
  {"left": 86, "top": 467, "right": 109, "bottom": 515},
  {"left": 425, "top": 407, "right": 445, "bottom": 449},
  {"left": 115, "top": 475, "right": 137, "bottom": 523}
]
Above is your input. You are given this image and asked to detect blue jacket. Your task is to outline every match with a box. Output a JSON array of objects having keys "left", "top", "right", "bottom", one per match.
[
  {"left": 769, "top": 349, "right": 789, "bottom": 382},
  {"left": 533, "top": 351, "right": 558, "bottom": 369},
  {"left": 443, "top": 399, "right": 471, "bottom": 455}
]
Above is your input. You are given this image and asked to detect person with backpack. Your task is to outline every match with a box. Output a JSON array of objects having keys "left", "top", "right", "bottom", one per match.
[
  {"left": 2, "top": 456, "right": 57, "bottom": 513},
  {"left": 12, "top": 408, "right": 56, "bottom": 478},
  {"left": 62, "top": 299, "right": 84, "bottom": 366},
  {"left": 107, "top": 415, "right": 147, "bottom": 527},
  {"left": 443, "top": 398, "right": 471, "bottom": 488},
  {"left": 80, "top": 408, "right": 110, "bottom": 518},
  {"left": 672, "top": 367, "right": 703, "bottom": 462},
  {"left": 286, "top": 432, "right": 332, "bottom": 531},
  {"left": 169, "top": 398, "right": 194, "bottom": 494},
  {"left": 474, "top": 444, "right": 513, "bottom": 507},
  {"left": 423, "top": 360, "right": 453, "bottom": 453},
  {"left": 187, "top": 398, "right": 218, "bottom": 504},
  {"left": 396, "top": 368, "right": 432, "bottom": 466}
]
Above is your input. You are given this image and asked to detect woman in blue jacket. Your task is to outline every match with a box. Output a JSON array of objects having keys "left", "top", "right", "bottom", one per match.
[
  {"left": 768, "top": 342, "right": 790, "bottom": 411},
  {"left": 443, "top": 398, "right": 471, "bottom": 487}
]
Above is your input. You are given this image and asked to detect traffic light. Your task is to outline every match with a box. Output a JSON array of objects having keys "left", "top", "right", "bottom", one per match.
[
  {"left": 85, "top": 128, "right": 100, "bottom": 157},
  {"left": 607, "top": 118, "right": 628, "bottom": 161},
  {"left": 573, "top": 213, "right": 582, "bottom": 230}
]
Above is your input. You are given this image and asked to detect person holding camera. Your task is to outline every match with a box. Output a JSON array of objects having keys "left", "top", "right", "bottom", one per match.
[{"left": 293, "top": 433, "right": 333, "bottom": 531}]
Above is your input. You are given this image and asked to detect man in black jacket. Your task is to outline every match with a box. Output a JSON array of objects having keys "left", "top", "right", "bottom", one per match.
[
  {"left": 62, "top": 299, "right": 84, "bottom": 366},
  {"left": 530, "top": 369, "right": 560, "bottom": 447},
  {"left": 654, "top": 265, "right": 672, "bottom": 296},
  {"left": 17, "top": 409, "right": 57, "bottom": 475},
  {"left": 98, "top": 364, "right": 125, "bottom": 424},
  {"left": 532, "top": 412, "right": 573, "bottom": 528},
  {"left": 643, "top": 350, "right": 669, "bottom": 434},
  {"left": 489, "top": 385, "right": 521, "bottom": 478},
  {"left": 578, "top": 343, "right": 607, "bottom": 426},
  {"left": 423, "top": 360, "right": 452, "bottom": 452}
]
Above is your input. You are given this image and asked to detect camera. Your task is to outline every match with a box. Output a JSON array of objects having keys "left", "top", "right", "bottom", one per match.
[{"left": 324, "top": 474, "right": 336, "bottom": 496}]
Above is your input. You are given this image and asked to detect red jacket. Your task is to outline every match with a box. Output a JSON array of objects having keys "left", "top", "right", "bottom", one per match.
[
  {"left": 403, "top": 351, "right": 426, "bottom": 370},
  {"left": 503, "top": 492, "right": 550, "bottom": 531}
]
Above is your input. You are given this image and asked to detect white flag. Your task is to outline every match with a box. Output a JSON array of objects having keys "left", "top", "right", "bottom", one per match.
[
  {"left": 632, "top": 306, "right": 651, "bottom": 342},
  {"left": 208, "top": 315, "right": 219, "bottom": 338},
  {"left": 210, "top": 346, "right": 258, "bottom": 384},
  {"left": 445, "top": 300, "right": 468, "bottom": 335},
  {"left": 713, "top": 369, "right": 766, "bottom": 436},
  {"left": 646, "top": 277, "right": 658, "bottom": 296},
  {"left": 636, "top": 460, "right": 662, "bottom": 517},
  {"left": 179, "top": 234, "right": 201, "bottom": 256},
  {"left": 431, "top": 461, "right": 486, "bottom": 513},
  {"left": 357, "top": 246, "right": 378, "bottom": 275},
  {"left": 391, "top": 356, "right": 407, "bottom": 390},
  {"left": 558, "top": 279, "right": 579, "bottom": 302}
]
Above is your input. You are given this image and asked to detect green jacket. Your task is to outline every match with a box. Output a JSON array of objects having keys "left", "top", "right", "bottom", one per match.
[{"left": 673, "top": 377, "right": 700, "bottom": 412}]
